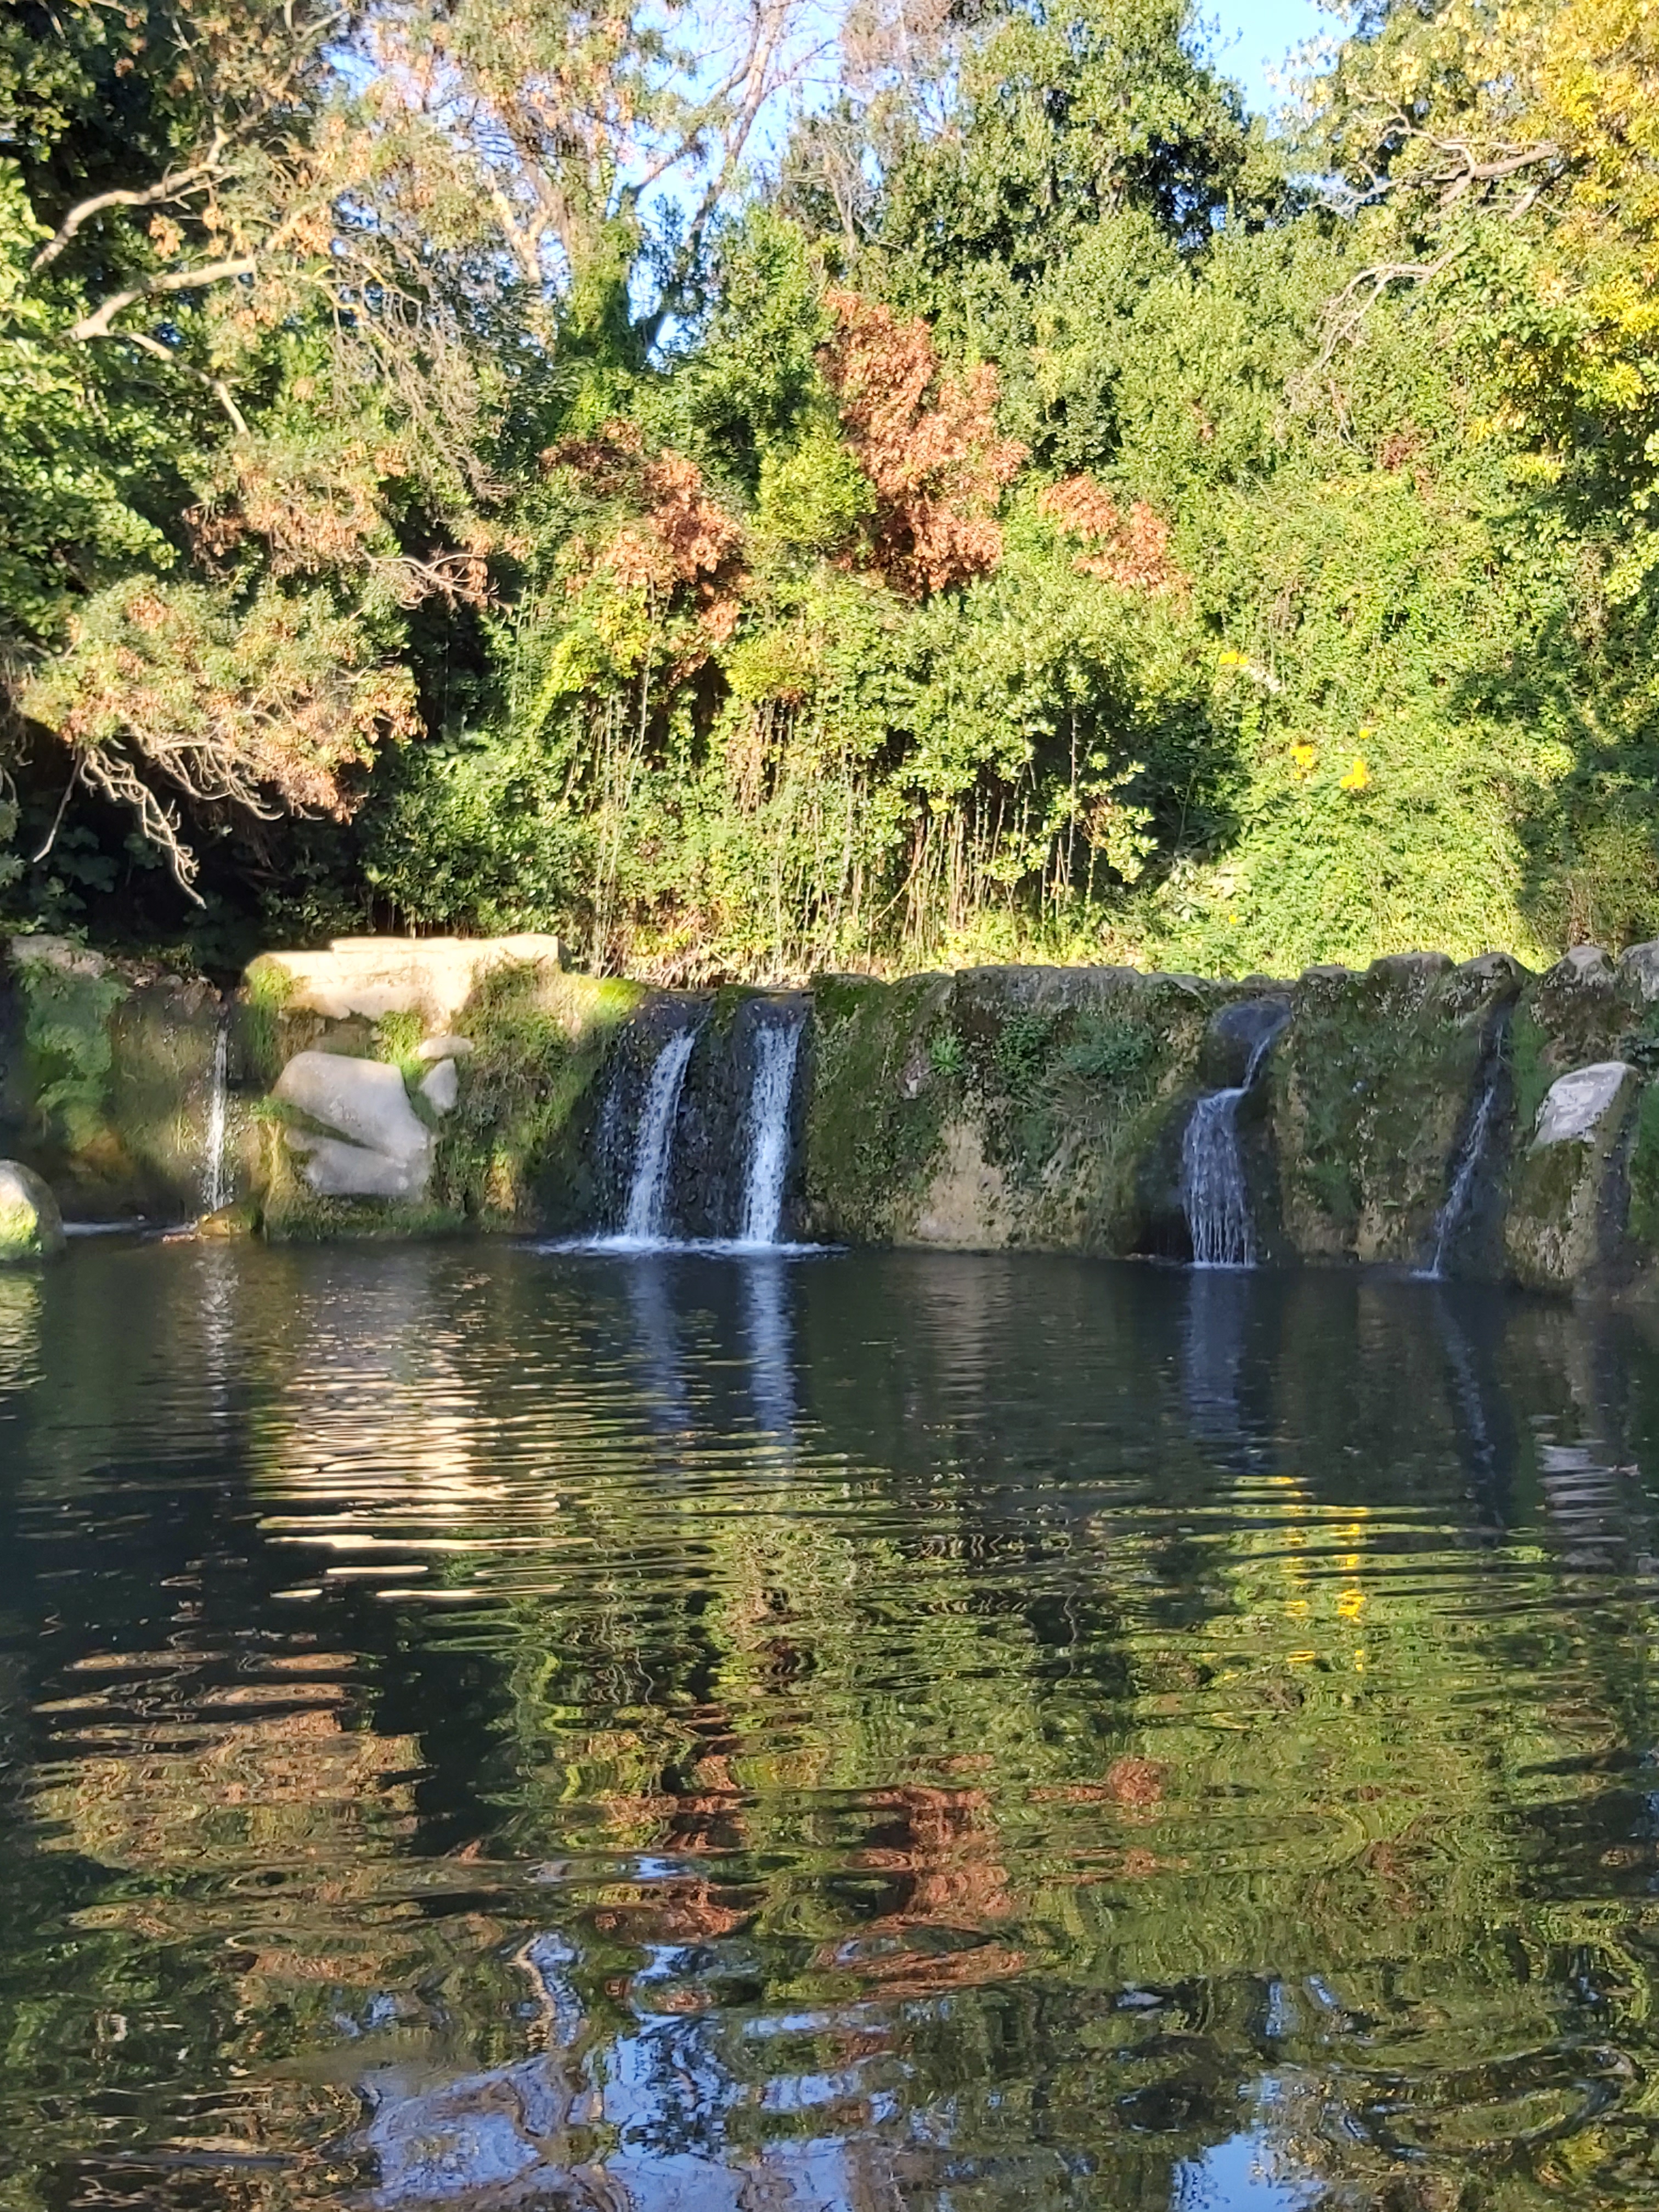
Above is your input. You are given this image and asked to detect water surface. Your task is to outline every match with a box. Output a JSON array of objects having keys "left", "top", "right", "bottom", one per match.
[{"left": 5, "top": 1243, "right": 1659, "bottom": 2208}]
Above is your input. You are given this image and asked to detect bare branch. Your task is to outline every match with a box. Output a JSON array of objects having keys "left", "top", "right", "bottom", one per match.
[
  {"left": 30, "top": 148, "right": 228, "bottom": 273},
  {"left": 118, "top": 330, "right": 251, "bottom": 436},
  {"left": 68, "top": 257, "right": 259, "bottom": 342}
]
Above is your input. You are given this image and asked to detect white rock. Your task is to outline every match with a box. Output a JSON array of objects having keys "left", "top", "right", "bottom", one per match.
[
  {"left": 414, "top": 1032, "right": 475, "bottom": 1062},
  {"left": 1533, "top": 1061, "right": 1638, "bottom": 1148},
  {"left": 419, "top": 1057, "right": 459, "bottom": 1113},
  {"left": 274, "top": 1052, "right": 431, "bottom": 1165},
  {"left": 1551, "top": 944, "right": 1615, "bottom": 985},
  {"left": 286, "top": 1132, "right": 431, "bottom": 1199}
]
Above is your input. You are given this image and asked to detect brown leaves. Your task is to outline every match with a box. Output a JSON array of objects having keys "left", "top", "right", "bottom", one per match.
[
  {"left": 1037, "top": 476, "right": 1187, "bottom": 594},
  {"left": 820, "top": 290, "right": 1025, "bottom": 597},
  {"left": 23, "top": 579, "right": 418, "bottom": 896},
  {"left": 549, "top": 422, "right": 746, "bottom": 639}
]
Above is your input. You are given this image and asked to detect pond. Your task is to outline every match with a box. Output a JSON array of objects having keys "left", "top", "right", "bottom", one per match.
[{"left": 4, "top": 1241, "right": 1659, "bottom": 2209}]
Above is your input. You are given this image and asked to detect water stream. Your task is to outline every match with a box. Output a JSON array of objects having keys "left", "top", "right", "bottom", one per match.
[
  {"left": 1423, "top": 1034, "right": 1508, "bottom": 1279},
  {"left": 622, "top": 1024, "right": 698, "bottom": 1241},
  {"left": 1181, "top": 1017, "right": 1285, "bottom": 1268},
  {"left": 737, "top": 1010, "right": 804, "bottom": 1246},
  {"left": 199, "top": 1011, "right": 230, "bottom": 1217}
]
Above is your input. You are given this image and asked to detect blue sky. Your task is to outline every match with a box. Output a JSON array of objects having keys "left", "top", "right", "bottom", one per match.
[{"left": 1203, "top": 0, "right": 1344, "bottom": 116}]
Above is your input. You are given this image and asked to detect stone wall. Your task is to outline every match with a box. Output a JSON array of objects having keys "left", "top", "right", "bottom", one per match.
[
  {"left": 12, "top": 928, "right": 1659, "bottom": 1296},
  {"left": 801, "top": 943, "right": 1659, "bottom": 1296}
]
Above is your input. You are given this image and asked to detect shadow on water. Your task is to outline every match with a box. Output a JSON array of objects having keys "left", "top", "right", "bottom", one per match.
[{"left": 8, "top": 1244, "right": 1659, "bottom": 2204}]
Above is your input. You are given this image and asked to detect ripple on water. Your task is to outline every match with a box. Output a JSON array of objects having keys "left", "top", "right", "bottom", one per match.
[{"left": 1, "top": 1243, "right": 1658, "bottom": 2206}]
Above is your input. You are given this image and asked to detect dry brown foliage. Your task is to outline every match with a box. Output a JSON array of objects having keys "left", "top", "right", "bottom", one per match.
[
  {"left": 1037, "top": 476, "right": 1188, "bottom": 594},
  {"left": 821, "top": 291, "right": 1025, "bottom": 598},
  {"left": 29, "top": 580, "right": 419, "bottom": 895},
  {"left": 550, "top": 422, "right": 746, "bottom": 639}
]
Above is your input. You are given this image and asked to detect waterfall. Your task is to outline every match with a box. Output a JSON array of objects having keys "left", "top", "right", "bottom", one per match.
[
  {"left": 737, "top": 1013, "right": 805, "bottom": 1246},
  {"left": 200, "top": 1013, "right": 230, "bottom": 1216},
  {"left": 1423, "top": 1046, "right": 1505, "bottom": 1279},
  {"left": 1180, "top": 1020, "right": 1283, "bottom": 1268},
  {"left": 622, "top": 1026, "right": 697, "bottom": 1242}
]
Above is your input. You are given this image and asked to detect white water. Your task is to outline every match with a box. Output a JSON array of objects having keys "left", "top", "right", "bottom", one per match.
[
  {"left": 200, "top": 1014, "right": 230, "bottom": 1216},
  {"left": 1181, "top": 1030, "right": 1278, "bottom": 1269},
  {"left": 1423, "top": 1054, "right": 1503, "bottom": 1279},
  {"left": 622, "top": 1027, "right": 698, "bottom": 1242},
  {"left": 738, "top": 1015, "right": 805, "bottom": 1246}
]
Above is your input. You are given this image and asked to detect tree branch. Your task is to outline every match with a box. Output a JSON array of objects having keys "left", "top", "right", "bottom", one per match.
[
  {"left": 30, "top": 149, "right": 228, "bottom": 273},
  {"left": 67, "top": 257, "right": 259, "bottom": 342}
]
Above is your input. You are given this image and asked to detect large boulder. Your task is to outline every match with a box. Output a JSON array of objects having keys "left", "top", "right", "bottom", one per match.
[
  {"left": 1505, "top": 1060, "right": 1640, "bottom": 1290},
  {"left": 0, "top": 1163, "right": 65, "bottom": 1261},
  {"left": 273, "top": 1052, "right": 434, "bottom": 1200}
]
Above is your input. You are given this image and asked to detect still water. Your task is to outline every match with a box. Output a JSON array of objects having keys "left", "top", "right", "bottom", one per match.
[{"left": 4, "top": 1242, "right": 1659, "bottom": 2209}]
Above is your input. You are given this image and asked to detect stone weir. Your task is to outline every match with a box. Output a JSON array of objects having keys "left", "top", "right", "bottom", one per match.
[{"left": 9, "top": 930, "right": 1659, "bottom": 1296}]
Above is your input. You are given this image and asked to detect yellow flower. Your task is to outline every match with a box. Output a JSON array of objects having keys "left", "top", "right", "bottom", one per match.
[
  {"left": 1290, "top": 740, "right": 1318, "bottom": 776},
  {"left": 1339, "top": 755, "right": 1370, "bottom": 792},
  {"left": 1216, "top": 648, "right": 1249, "bottom": 668}
]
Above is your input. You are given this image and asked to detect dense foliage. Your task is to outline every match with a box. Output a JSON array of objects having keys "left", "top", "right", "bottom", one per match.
[{"left": 4, "top": 0, "right": 1659, "bottom": 977}]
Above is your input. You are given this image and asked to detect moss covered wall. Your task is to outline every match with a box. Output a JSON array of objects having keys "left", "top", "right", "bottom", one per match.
[
  {"left": 0, "top": 939, "right": 236, "bottom": 1222},
  {"left": 799, "top": 943, "right": 1659, "bottom": 1297},
  {"left": 21, "top": 930, "right": 1659, "bottom": 1299}
]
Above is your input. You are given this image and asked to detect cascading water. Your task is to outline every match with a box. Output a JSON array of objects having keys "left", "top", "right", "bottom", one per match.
[
  {"left": 737, "top": 1013, "right": 805, "bottom": 1246},
  {"left": 622, "top": 1025, "right": 698, "bottom": 1242},
  {"left": 1423, "top": 1036, "right": 1507, "bottom": 1280},
  {"left": 1180, "top": 1009, "right": 1287, "bottom": 1269},
  {"left": 200, "top": 1013, "right": 230, "bottom": 1216}
]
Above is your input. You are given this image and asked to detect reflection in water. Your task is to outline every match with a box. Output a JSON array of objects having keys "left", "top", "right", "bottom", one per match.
[
  {"left": 742, "top": 1255, "right": 795, "bottom": 1441},
  {"left": 9, "top": 1245, "right": 1659, "bottom": 2206}
]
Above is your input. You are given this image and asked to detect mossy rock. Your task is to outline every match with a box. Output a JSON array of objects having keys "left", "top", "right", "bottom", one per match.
[
  {"left": 0, "top": 1162, "right": 65, "bottom": 1262},
  {"left": 1273, "top": 953, "right": 1523, "bottom": 1267}
]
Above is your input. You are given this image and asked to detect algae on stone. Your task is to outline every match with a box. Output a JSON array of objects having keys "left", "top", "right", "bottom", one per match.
[
  {"left": 0, "top": 1162, "right": 64, "bottom": 1262},
  {"left": 1273, "top": 955, "right": 1522, "bottom": 1268}
]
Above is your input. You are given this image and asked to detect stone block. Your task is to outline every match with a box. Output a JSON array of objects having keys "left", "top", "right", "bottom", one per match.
[{"left": 252, "top": 935, "right": 559, "bottom": 1026}]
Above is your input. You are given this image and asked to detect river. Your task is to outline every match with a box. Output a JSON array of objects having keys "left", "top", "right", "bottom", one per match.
[{"left": 3, "top": 1240, "right": 1658, "bottom": 2208}]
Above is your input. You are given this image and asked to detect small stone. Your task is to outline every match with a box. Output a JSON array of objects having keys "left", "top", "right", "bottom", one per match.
[
  {"left": 419, "top": 1057, "right": 460, "bottom": 1113},
  {"left": 415, "top": 1032, "right": 476, "bottom": 1062},
  {"left": 0, "top": 1162, "right": 65, "bottom": 1262}
]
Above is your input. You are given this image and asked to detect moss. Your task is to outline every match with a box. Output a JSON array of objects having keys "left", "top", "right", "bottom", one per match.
[
  {"left": 804, "top": 973, "right": 952, "bottom": 1240},
  {"left": 1628, "top": 1085, "right": 1659, "bottom": 1247},
  {"left": 15, "top": 955, "right": 128, "bottom": 1153},
  {"left": 1060, "top": 1013, "right": 1156, "bottom": 1083},
  {"left": 1507, "top": 1005, "right": 1553, "bottom": 1140},
  {"left": 240, "top": 958, "right": 296, "bottom": 1088},
  {"left": 432, "top": 963, "right": 640, "bottom": 1226},
  {"left": 1276, "top": 970, "right": 1491, "bottom": 1259},
  {"left": 0, "top": 1195, "right": 54, "bottom": 1260}
]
